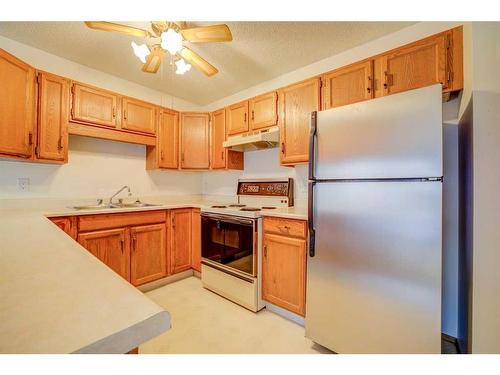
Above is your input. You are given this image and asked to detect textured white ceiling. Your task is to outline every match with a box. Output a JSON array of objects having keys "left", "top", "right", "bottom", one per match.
[{"left": 0, "top": 21, "right": 414, "bottom": 105}]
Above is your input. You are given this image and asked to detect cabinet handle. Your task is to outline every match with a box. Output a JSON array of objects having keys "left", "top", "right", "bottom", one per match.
[
  {"left": 221, "top": 150, "right": 224, "bottom": 160},
  {"left": 123, "top": 109, "right": 127, "bottom": 120},
  {"left": 28, "top": 132, "right": 33, "bottom": 146},
  {"left": 112, "top": 107, "right": 116, "bottom": 118},
  {"left": 131, "top": 235, "right": 136, "bottom": 252},
  {"left": 281, "top": 142, "right": 285, "bottom": 154},
  {"left": 251, "top": 110, "right": 255, "bottom": 121},
  {"left": 120, "top": 238, "right": 124, "bottom": 254},
  {"left": 384, "top": 71, "right": 393, "bottom": 89},
  {"left": 160, "top": 150, "right": 164, "bottom": 160},
  {"left": 57, "top": 136, "right": 63, "bottom": 150},
  {"left": 244, "top": 112, "right": 247, "bottom": 122},
  {"left": 172, "top": 216, "right": 176, "bottom": 229},
  {"left": 181, "top": 153, "right": 185, "bottom": 163},
  {"left": 367, "top": 76, "right": 372, "bottom": 93},
  {"left": 263, "top": 245, "right": 267, "bottom": 258}
]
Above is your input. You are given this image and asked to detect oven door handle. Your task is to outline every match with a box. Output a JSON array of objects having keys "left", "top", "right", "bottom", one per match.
[{"left": 201, "top": 213, "right": 255, "bottom": 226}]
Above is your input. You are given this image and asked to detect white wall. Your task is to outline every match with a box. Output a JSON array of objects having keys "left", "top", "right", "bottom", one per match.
[
  {"left": 0, "top": 135, "right": 202, "bottom": 200},
  {"left": 202, "top": 149, "right": 309, "bottom": 206},
  {"left": 467, "top": 22, "right": 500, "bottom": 353}
]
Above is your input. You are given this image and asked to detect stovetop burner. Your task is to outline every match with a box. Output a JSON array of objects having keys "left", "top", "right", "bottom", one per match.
[
  {"left": 229, "top": 204, "right": 246, "bottom": 207},
  {"left": 240, "top": 207, "right": 261, "bottom": 212},
  {"left": 211, "top": 205, "right": 227, "bottom": 208}
]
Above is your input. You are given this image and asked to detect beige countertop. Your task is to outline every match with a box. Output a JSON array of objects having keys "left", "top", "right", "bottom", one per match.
[{"left": 0, "top": 195, "right": 305, "bottom": 353}]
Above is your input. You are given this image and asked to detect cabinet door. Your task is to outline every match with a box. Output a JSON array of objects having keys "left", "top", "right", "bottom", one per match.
[
  {"left": 130, "top": 223, "right": 167, "bottom": 286},
  {"left": 122, "top": 97, "right": 156, "bottom": 135},
  {"left": 78, "top": 228, "right": 129, "bottom": 281},
  {"left": 211, "top": 108, "right": 226, "bottom": 169},
  {"left": 191, "top": 208, "right": 201, "bottom": 272},
  {"left": 262, "top": 233, "right": 307, "bottom": 316},
  {"left": 249, "top": 91, "right": 278, "bottom": 131},
  {"left": 36, "top": 72, "right": 69, "bottom": 162},
  {"left": 226, "top": 101, "right": 249, "bottom": 135},
  {"left": 322, "top": 60, "right": 373, "bottom": 110},
  {"left": 279, "top": 77, "right": 320, "bottom": 165},
  {"left": 171, "top": 208, "right": 192, "bottom": 274},
  {"left": 180, "top": 112, "right": 210, "bottom": 169},
  {"left": 0, "top": 49, "right": 36, "bottom": 158},
  {"left": 157, "top": 108, "right": 179, "bottom": 169},
  {"left": 380, "top": 33, "right": 447, "bottom": 96},
  {"left": 71, "top": 83, "right": 119, "bottom": 128}
]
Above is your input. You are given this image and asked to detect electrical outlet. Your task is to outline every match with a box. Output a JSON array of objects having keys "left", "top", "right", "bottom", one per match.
[{"left": 17, "top": 177, "right": 30, "bottom": 192}]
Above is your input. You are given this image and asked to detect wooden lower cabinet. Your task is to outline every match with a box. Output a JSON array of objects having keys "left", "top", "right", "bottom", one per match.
[
  {"left": 130, "top": 223, "right": 167, "bottom": 286},
  {"left": 191, "top": 209, "right": 201, "bottom": 272},
  {"left": 170, "top": 209, "right": 192, "bottom": 274},
  {"left": 49, "top": 216, "right": 76, "bottom": 239},
  {"left": 262, "top": 218, "right": 307, "bottom": 316},
  {"left": 78, "top": 228, "right": 130, "bottom": 282}
]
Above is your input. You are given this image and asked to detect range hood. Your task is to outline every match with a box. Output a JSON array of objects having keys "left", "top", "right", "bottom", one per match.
[{"left": 223, "top": 126, "right": 279, "bottom": 152}]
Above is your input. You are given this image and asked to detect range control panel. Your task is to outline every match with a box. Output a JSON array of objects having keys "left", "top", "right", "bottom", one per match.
[{"left": 237, "top": 179, "right": 293, "bottom": 198}]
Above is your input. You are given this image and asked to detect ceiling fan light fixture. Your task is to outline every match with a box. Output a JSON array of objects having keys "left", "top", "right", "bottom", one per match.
[
  {"left": 131, "top": 41, "right": 150, "bottom": 63},
  {"left": 175, "top": 58, "right": 192, "bottom": 75},
  {"left": 161, "top": 28, "right": 183, "bottom": 55}
]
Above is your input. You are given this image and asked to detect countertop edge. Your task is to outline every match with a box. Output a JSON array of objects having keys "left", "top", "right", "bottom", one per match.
[{"left": 72, "top": 310, "right": 171, "bottom": 354}]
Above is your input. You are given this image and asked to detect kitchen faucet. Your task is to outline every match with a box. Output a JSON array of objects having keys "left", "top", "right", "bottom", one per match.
[{"left": 108, "top": 185, "right": 132, "bottom": 205}]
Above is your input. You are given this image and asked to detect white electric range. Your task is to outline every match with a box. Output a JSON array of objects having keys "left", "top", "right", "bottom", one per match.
[{"left": 200, "top": 178, "right": 294, "bottom": 312}]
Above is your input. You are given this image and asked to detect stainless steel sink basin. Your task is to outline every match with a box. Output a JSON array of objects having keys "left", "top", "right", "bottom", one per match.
[
  {"left": 115, "top": 202, "right": 159, "bottom": 208},
  {"left": 71, "top": 199, "right": 159, "bottom": 210},
  {"left": 71, "top": 204, "right": 119, "bottom": 210}
]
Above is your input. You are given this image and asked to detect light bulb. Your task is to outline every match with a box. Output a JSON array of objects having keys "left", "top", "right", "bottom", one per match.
[
  {"left": 175, "top": 58, "right": 192, "bottom": 75},
  {"left": 131, "top": 41, "right": 150, "bottom": 63},
  {"left": 161, "top": 28, "right": 183, "bottom": 55}
]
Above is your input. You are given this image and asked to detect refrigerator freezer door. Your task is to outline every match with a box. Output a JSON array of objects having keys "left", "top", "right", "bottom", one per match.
[
  {"left": 305, "top": 181, "right": 442, "bottom": 353},
  {"left": 313, "top": 84, "right": 443, "bottom": 180}
]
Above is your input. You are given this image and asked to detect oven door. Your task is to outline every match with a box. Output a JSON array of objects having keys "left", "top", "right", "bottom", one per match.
[{"left": 201, "top": 213, "right": 257, "bottom": 277}]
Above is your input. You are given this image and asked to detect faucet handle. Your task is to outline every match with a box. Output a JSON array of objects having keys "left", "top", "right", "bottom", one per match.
[
  {"left": 97, "top": 198, "right": 103, "bottom": 205},
  {"left": 118, "top": 198, "right": 124, "bottom": 204}
]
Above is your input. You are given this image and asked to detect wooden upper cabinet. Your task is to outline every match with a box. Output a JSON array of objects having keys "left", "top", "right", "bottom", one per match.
[
  {"left": 279, "top": 77, "right": 321, "bottom": 165},
  {"left": 121, "top": 97, "right": 156, "bottom": 135},
  {"left": 322, "top": 60, "right": 373, "bottom": 109},
  {"left": 262, "top": 232, "right": 307, "bottom": 316},
  {"left": 226, "top": 100, "right": 249, "bottom": 136},
  {"left": 180, "top": 112, "right": 210, "bottom": 169},
  {"left": 71, "top": 83, "right": 119, "bottom": 128},
  {"left": 78, "top": 228, "right": 130, "bottom": 282},
  {"left": 170, "top": 208, "right": 192, "bottom": 274},
  {"left": 36, "top": 72, "right": 69, "bottom": 163},
  {"left": 379, "top": 33, "right": 447, "bottom": 96},
  {"left": 249, "top": 91, "right": 278, "bottom": 131},
  {"left": 157, "top": 108, "right": 179, "bottom": 169},
  {"left": 211, "top": 108, "right": 226, "bottom": 169},
  {"left": 0, "top": 49, "right": 36, "bottom": 159},
  {"left": 130, "top": 223, "right": 167, "bottom": 286}
]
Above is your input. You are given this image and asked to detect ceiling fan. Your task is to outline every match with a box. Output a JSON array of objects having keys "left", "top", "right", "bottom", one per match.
[{"left": 84, "top": 21, "right": 233, "bottom": 76}]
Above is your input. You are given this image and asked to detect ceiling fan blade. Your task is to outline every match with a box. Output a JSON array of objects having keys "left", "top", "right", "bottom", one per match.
[
  {"left": 142, "top": 46, "right": 165, "bottom": 73},
  {"left": 180, "top": 24, "right": 232, "bottom": 43},
  {"left": 178, "top": 47, "right": 218, "bottom": 77},
  {"left": 85, "top": 21, "right": 152, "bottom": 38}
]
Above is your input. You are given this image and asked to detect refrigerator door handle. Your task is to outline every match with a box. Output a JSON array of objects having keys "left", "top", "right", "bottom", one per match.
[
  {"left": 308, "top": 181, "right": 316, "bottom": 257},
  {"left": 308, "top": 111, "right": 317, "bottom": 181}
]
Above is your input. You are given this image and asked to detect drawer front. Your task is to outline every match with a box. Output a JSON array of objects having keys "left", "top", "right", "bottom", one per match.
[
  {"left": 78, "top": 210, "right": 167, "bottom": 232},
  {"left": 263, "top": 217, "right": 307, "bottom": 238}
]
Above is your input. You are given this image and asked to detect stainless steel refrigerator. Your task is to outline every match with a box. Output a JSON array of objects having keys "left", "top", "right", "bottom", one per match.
[{"left": 306, "top": 84, "right": 443, "bottom": 354}]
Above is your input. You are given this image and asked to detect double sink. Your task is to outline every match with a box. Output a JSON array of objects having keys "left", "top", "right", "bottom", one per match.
[{"left": 72, "top": 199, "right": 159, "bottom": 211}]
